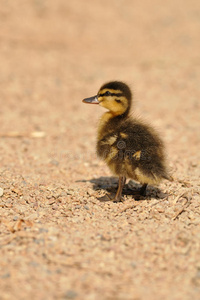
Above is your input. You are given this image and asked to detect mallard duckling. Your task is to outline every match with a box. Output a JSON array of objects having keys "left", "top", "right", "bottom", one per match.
[{"left": 82, "top": 81, "right": 171, "bottom": 202}]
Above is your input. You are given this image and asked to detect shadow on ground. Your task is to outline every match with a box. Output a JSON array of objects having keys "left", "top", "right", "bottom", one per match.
[{"left": 77, "top": 176, "right": 168, "bottom": 202}]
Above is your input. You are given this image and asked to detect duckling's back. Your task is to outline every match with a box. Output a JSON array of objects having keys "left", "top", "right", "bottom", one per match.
[{"left": 97, "top": 116, "right": 170, "bottom": 185}]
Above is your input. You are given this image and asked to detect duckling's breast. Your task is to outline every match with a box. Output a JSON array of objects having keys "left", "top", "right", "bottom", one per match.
[{"left": 97, "top": 130, "right": 139, "bottom": 178}]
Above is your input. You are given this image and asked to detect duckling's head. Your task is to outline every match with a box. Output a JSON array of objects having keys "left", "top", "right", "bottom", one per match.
[{"left": 83, "top": 81, "right": 132, "bottom": 116}]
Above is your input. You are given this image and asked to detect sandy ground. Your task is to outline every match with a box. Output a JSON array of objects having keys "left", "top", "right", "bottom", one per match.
[{"left": 0, "top": 1, "right": 200, "bottom": 299}]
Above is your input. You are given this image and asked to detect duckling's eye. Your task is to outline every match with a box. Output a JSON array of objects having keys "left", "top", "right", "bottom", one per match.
[
  {"left": 105, "top": 91, "right": 111, "bottom": 96},
  {"left": 115, "top": 99, "right": 121, "bottom": 103}
]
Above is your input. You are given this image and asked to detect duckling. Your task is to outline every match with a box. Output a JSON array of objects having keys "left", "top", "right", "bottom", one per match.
[{"left": 82, "top": 81, "right": 171, "bottom": 202}]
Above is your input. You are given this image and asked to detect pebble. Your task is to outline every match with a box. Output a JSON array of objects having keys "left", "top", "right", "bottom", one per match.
[
  {"left": 29, "top": 261, "right": 39, "bottom": 267},
  {"left": 1, "top": 272, "right": 10, "bottom": 279},
  {"left": 50, "top": 159, "right": 59, "bottom": 166},
  {"left": 0, "top": 187, "right": 4, "bottom": 197},
  {"left": 39, "top": 228, "right": 49, "bottom": 233},
  {"left": 64, "top": 290, "right": 78, "bottom": 299},
  {"left": 130, "top": 262, "right": 137, "bottom": 269},
  {"left": 75, "top": 205, "right": 81, "bottom": 209},
  {"left": 34, "top": 238, "right": 45, "bottom": 245}
]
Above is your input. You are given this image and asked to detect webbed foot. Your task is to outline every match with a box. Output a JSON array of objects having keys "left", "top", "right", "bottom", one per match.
[
  {"left": 106, "top": 193, "right": 125, "bottom": 203},
  {"left": 140, "top": 183, "right": 148, "bottom": 196}
]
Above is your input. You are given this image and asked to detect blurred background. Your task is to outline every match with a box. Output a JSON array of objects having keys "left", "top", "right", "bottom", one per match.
[
  {"left": 1, "top": 0, "right": 199, "bottom": 156},
  {"left": 0, "top": 1, "right": 200, "bottom": 299},
  {"left": 0, "top": 0, "right": 199, "bottom": 173},
  {"left": 1, "top": 0, "right": 199, "bottom": 126}
]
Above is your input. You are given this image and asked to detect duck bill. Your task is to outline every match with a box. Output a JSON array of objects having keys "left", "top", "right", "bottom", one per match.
[{"left": 82, "top": 95, "right": 99, "bottom": 104}]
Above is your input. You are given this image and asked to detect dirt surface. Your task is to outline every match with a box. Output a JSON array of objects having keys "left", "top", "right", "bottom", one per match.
[{"left": 0, "top": 1, "right": 200, "bottom": 299}]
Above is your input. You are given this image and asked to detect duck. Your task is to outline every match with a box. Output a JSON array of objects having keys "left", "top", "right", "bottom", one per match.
[{"left": 82, "top": 81, "right": 171, "bottom": 202}]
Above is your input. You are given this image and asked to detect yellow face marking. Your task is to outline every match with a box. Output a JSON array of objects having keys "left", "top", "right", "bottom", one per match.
[
  {"left": 132, "top": 150, "right": 141, "bottom": 161},
  {"left": 98, "top": 96, "right": 128, "bottom": 115},
  {"left": 120, "top": 132, "right": 128, "bottom": 139},
  {"left": 98, "top": 88, "right": 123, "bottom": 95},
  {"left": 97, "top": 88, "right": 129, "bottom": 116}
]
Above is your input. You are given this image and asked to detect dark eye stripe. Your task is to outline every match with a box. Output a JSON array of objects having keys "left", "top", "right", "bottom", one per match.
[{"left": 98, "top": 92, "right": 123, "bottom": 97}]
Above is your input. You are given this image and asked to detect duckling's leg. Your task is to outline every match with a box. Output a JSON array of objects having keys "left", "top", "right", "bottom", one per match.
[
  {"left": 113, "top": 176, "right": 126, "bottom": 202},
  {"left": 140, "top": 183, "right": 147, "bottom": 196}
]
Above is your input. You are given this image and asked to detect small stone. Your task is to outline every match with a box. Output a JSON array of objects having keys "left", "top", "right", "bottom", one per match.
[
  {"left": 64, "top": 290, "right": 78, "bottom": 299},
  {"left": 50, "top": 159, "right": 59, "bottom": 166},
  {"left": 52, "top": 204, "right": 58, "bottom": 210},
  {"left": 157, "top": 191, "right": 167, "bottom": 199},
  {"left": 29, "top": 261, "right": 39, "bottom": 267},
  {"left": 84, "top": 205, "right": 90, "bottom": 210},
  {"left": 130, "top": 262, "right": 137, "bottom": 269},
  {"left": 75, "top": 205, "right": 81, "bottom": 209},
  {"left": 1, "top": 272, "right": 10, "bottom": 279},
  {"left": 0, "top": 187, "right": 4, "bottom": 197},
  {"left": 34, "top": 238, "right": 45, "bottom": 244},
  {"left": 101, "top": 234, "right": 111, "bottom": 241},
  {"left": 39, "top": 228, "right": 49, "bottom": 233}
]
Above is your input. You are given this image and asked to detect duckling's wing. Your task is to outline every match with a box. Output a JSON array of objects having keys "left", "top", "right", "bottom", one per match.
[{"left": 122, "top": 120, "right": 170, "bottom": 182}]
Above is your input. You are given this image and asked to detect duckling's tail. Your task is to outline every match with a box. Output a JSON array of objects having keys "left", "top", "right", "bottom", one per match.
[{"left": 163, "top": 174, "right": 174, "bottom": 182}]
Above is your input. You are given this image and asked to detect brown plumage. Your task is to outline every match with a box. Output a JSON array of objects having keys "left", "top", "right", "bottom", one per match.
[{"left": 82, "top": 81, "right": 171, "bottom": 202}]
